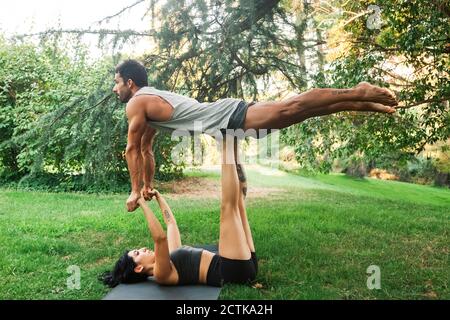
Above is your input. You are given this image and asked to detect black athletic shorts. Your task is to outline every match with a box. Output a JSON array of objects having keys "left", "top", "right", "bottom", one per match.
[
  {"left": 220, "top": 101, "right": 274, "bottom": 139},
  {"left": 206, "top": 252, "right": 258, "bottom": 287},
  {"left": 227, "top": 100, "right": 252, "bottom": 131},
  {"left": 220, "top": 100, "right": 255, "bottom": 135}
]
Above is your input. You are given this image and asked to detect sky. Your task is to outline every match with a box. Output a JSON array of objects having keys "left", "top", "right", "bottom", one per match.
[{"left": 0, "top": 0, "right": 154, "bottom": 57}]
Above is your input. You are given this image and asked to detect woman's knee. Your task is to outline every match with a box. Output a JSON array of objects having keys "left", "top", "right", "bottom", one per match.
[{"left": 220, "top": 203, "right": 239, "bottom": 217}]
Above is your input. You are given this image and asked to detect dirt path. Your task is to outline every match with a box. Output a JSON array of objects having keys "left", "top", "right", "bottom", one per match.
[{"left": 158, "top": 176, "right": 283, "bottom": 199}]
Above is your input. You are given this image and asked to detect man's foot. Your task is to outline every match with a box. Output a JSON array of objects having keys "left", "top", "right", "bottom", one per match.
[
  {"left": 353, "top": 101, "right": 396, "bottom": 114},
  {"left": 355, "top": 82, "right": 398, "bottom": 106}
]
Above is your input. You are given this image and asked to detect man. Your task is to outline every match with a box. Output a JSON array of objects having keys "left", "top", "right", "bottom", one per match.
[{"left": 113, "top": 59, "right": 398, "bottom": 212}]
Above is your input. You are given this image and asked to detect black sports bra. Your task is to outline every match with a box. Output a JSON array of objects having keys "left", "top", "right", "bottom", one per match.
[{"left": 169, "top": 246, "right": 203, "bottom": 285}]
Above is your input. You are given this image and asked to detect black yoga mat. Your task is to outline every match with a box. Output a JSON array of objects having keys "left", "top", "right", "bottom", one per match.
[{"left": 102, "top": 244, "right": 220, "bottom": 300}]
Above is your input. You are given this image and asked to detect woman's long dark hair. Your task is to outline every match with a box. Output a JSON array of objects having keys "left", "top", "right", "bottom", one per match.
[{"left": 99, "top": 250, "right": 149, "bottom": 287}]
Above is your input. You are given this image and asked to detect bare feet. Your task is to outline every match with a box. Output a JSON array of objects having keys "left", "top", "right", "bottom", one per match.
[
  {"left": 352, "top": 101, "right": 396, "bottom": 114},
  {"left": 355, "top": 82, "right": 398, "bottom": 106}
]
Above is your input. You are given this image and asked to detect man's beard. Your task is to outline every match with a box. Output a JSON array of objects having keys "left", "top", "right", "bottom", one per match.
[{"left": 120, "top": 91, "right": 132, "bottom": 103}]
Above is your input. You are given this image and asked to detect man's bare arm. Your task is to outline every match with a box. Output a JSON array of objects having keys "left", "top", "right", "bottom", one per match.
[
  {"left": 141, "top": 126, "right": 158, "bottom": 189},
  {"left": 125, "top": 100, "right": 147, "bottom": 194}
]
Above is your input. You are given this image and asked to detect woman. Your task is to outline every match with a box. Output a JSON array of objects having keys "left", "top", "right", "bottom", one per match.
[{"left": 101, "top": 138, "right": 257, "bottom": 287}]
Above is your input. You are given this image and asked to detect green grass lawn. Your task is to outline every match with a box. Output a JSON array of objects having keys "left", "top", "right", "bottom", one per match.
[{"left": 0, "top": 167, "right": 449, "bottom": 300}]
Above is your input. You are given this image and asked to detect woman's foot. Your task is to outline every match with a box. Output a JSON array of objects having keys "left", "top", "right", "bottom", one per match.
[{"left": 355, "top": 82, "right": 398, "bottom": 106}]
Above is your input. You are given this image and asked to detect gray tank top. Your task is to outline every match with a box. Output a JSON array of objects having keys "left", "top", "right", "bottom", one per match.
[{"left": 133, "top": 87, "right": 241, "bottom": 134}]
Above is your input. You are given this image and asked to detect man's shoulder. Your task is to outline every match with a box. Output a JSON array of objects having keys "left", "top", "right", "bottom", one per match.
[
  {"left": 127, "top": 94, "right": 162, "bottom": 111},
  {"left": 130, "top": 92, "right": 161, "bottom": 104}
]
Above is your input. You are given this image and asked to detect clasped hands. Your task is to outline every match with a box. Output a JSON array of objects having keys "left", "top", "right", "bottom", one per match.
[{"left": 126, "top": 186, "right": 160, "bottom": 212}]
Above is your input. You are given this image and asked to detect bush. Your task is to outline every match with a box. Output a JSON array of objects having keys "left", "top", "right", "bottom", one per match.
[
  {"left": 340, "top": 157, "right": 369, "bottom": 178},
  {"left": 338, "top": 153, "right": 449, "bottom": 188},
  {"left": 399, "top": 157, "right": 438, "bottom": 185},
  {"left": 0, "top": 37, "right": 186, "bottom": 191}
]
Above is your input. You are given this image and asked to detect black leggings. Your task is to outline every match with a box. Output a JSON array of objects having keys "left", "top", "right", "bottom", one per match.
[{"left": 206, "top": 252, "right": 258, "bottom": 287}]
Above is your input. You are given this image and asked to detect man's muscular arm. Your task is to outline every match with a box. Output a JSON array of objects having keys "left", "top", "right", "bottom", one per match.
[
  {"left": 125, "top": 99, "right": 147, "bottom": 211},
  {"left": 141, "top": 126, "right": 158, "bottom": 200}
]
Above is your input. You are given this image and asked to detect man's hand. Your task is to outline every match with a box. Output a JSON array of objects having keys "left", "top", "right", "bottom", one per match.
[
  {"left": 141, "top": 185, "right": 156, "bottom": 201},
  {"left": 126, "top": 191, "right": 142, "bottom": 212}
]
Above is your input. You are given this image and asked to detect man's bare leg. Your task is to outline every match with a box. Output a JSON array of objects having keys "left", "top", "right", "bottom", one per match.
[
  {"left": 301, "top": 100, "right": 395, "bottom": 119},
  {"left": 244, "top": 82, "right": 398, "bottom": 130}
]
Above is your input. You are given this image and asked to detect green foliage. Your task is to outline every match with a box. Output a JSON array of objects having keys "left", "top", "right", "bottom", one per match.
[
  {"left": 0, "top": 37, "right": 183, "bottom": 191},
  {"left": 282, "top": 0, "right": 450, "bottom": 178},
  {"left": 2, "top": 0, "right": 448, "bottom": 189},
  {"left": 0, "top": 37, "right": 86, "bottom": 179},
  {"left": 153, "top": 133, "right": 185, "bottom": 181},
  {"left": 144, "top": 0, "right": 306, "bottom": 101},
  {"left": 401, "top": 157, "right": 439, "bottom": 185},
  {"left": 433, "top": 144, "right": 450, "bottom": 173}
]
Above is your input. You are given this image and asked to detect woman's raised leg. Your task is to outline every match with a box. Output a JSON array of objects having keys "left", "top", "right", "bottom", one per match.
[
  {"left": 218, "top": 136, "right": 251, "bottom": 260},
  {"left": 233, "top": 139, "right": 255, "bottom": 253}
]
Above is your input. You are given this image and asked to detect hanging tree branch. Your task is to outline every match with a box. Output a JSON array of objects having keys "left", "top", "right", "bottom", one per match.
[
  {"left": 14, "top": 28, "right": 156, "bottom": 39},
  {"left": 397, "top": 98, "right": 450, "bottom": 109},
  {"left": 14, "top": 0, "right": 152, "bottom": 40},
  {"left": 93, "top": 0, "right": 147, "bottom": 25}
]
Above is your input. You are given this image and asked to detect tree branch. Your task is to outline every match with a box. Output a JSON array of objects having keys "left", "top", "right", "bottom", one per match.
[
  {"left": 222, "top": 0, "right": 281, "bottom": 36},
  {"left": 230, "top": 51, "right": 267, "bottom": 75},
  {"left": 430, "top": 0, "right": 450, "bottom": 17},
  {"left": 14, "top": 28, "right": 155, "bottom": 39},
  {"left": 398, "top": 98, "right": 449, "bottom": 109},
  {"left": 373, "top": 67, "right": 414, "bottom": 84},
  {"left": 352, "top": 39, "right": 401, "bottom": 52},
  {"left": 93, "top": 0, "right": 147, "bottom": 25}
]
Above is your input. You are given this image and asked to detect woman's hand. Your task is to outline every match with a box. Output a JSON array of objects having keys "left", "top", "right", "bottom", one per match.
[
  {"left": 141, "top": 185, "right": 155, "bottom": 201},
  {"left": 142, "top": 187, "right": 160, "bottom": 201},
  {"left": 150, "top": 189, "right": 161, "bottom": 200},
  {"left": 137, "top": 197, "right": 146, "bottom": 207}
]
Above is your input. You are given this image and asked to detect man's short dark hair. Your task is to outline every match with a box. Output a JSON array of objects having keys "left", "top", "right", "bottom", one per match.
[{"left": 115, "top": 59, "right": 148, "bottom": 87}]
